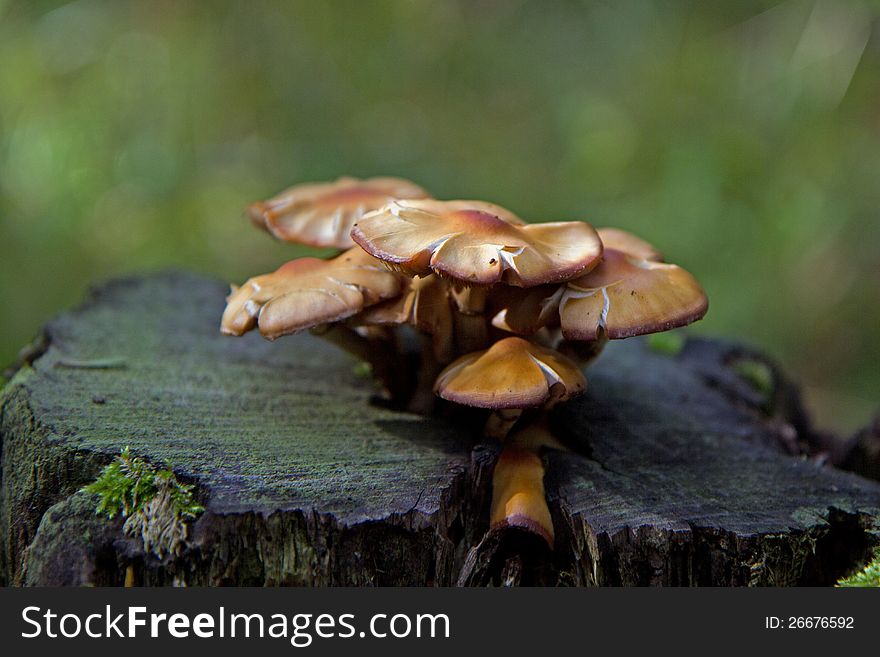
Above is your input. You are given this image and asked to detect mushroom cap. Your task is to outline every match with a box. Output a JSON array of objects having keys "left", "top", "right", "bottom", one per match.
[
  {"left": 221, "top": 247, "right": 402, "bottom": 339},
  {"left": 351, "top": 199, "right": 602, "bottom": 287},
  {"left": 433, "top": 336, "right": 586, "bottom": 409},
  {"left": 248, "top": 176, "right": 430, "bottom": 249},
  {"left": 559, "top": 248, "right": 708, "bottom": 340},
  {"left": 597, "top": 227, "right": 663, "bottom": 262},
  {"left": 488, "top": 228, "right": 680, "bottom": 337}
]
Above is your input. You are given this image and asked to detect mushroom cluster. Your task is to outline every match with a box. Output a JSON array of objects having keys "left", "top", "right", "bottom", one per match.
[{"left": 222, "top": 176, "right": 708, "bottom": 548}]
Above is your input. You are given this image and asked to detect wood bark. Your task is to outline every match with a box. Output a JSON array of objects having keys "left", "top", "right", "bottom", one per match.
[{"left": 1, "top": 271, "right": 878, "bottom": 586}]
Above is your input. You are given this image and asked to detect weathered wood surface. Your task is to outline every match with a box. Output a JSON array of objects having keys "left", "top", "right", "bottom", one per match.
[{"left": 1, "top": 271, "right": 878, "bottom": 586}]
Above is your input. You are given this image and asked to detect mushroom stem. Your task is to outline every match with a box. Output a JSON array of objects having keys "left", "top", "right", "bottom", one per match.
[
  {"left": 124, "top": 564, "right": 136, "bottom": 587},
  {"left": 531, "top": 326, "right": 562, "bottom": 349},
  {"left": 489, "top": 415, "right": 567, "bottom": 547},
  {"left": 484, "top": 408, "right": 522, "bottom": 440},
  {"left": 451, "top": 284, "right": 489, "bottom": 315},
  {"left": 490, "top": 443, "right": 554, "bottom": 547},
  {"left": 557, "top": 333, "right": 608, "bottom": 367},
  {"left": 408, "top": 333, "right": 444, "bottom": 415},
  {"left": 453, "top": 311, "right": 491, "bottom": 354},
  {"left": 313, "top": 325, "right": 406, "bottom": 402},
  {"left": 451, "top": 284, "right": 491, "bottom": 353}
]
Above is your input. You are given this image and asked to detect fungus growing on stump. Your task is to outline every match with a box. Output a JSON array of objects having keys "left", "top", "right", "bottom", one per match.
[
  {"left": 221, "top": 247, "right": 401, "bottom": 339},
  {"left": 351, "top": 199, "right": 602, "bottom": 286},
  {"left": 433, "top": 337, "right": 584, "bottom": 545},
  {"left": 486, "top": 226, "right": 708, "bottom": 364},
  {"left": 490, "top": 417, "right": 567, "bottom": 545},
  {"left": 221, "top": 247, "right": 405, "bottom": 396},
  {"left": 558, "top": 247, "right": 707, "bottom": 341},
  {"left": 434, "top": 337, "right": 585, "bottom": 410},
  {"left": 248, "top": 176, "right": 430, "bottom": 249},
  {"left": 222, "top": 178, "right": 708, "bottom": 553}
]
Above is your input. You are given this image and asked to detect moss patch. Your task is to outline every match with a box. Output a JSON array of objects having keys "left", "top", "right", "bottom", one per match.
[
  {"left": 84, "top": 447, "right": 203, "bottom": 558},
  {"left": 837, "top": 548, "right": 880, "bottom": 587},
  {"left": 647, "top": 331, "right": 685, "bottom": 356},
  {"left": 731, "top": 358, "right": 775, "bottom": 398}
]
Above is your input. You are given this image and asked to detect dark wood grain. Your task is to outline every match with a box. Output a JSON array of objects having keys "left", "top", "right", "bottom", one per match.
[{"left": 2, "top": 271, "right": 878, "bottom": 586}]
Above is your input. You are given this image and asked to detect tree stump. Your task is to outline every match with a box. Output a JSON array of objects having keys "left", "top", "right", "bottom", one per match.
[{"left": 1, "top": 271, "right": 878, "bottom": 586}]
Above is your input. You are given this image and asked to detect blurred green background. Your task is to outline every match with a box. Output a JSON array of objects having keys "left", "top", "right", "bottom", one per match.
[{"left": 1, "top": 0, "right": 878, "bottom": 433}]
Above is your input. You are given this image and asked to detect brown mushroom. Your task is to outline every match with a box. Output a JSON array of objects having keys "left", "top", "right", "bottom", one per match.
[
  {"left": 248, "top": 176, "right": 430, "bottom": 249},
  {"left": 491, "top": 444, "right": 553, "bottom": 545},
  {"left": 488, "top": 230, "right": 704, "bottom": 343},
  {"left": 596, "top": 227, "right": 663, "bottom": 262},
  {"left": 433, "top": 336, "right": 586, "bottom": 409},
  {"left": 489, "top": 417, "right": 565, "bottom": 547},
  {"left": 559, "top": 248, "right": 708, "bottom": 341},
  {"left": 351, "top": 199, "right": 602, "bottom": 287},
  {"left": 221, "top": 247, "right": 407, "bottom": 399},
  {"left": 221, "top": 246, "right": 402, "bottom": 339}
]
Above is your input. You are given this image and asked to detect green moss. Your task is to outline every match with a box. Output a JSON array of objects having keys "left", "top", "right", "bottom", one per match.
[
  {"left": 83, "top": 447, "right": 205, "bottom": 559},
  {"left": 647, "top": 332, "right": 685, "bottom": 356},
  {"left": 731, "top": 358, "right": 774, "bottom": 398},
  {"left": 84, "top": 446, "right": 203, "bottom": 520},
  {"left": 352, "top": 361, "right": 373, "bottom": 379},
  {"left": 837, "top": 549, "right": 880, "bottom": 587}
]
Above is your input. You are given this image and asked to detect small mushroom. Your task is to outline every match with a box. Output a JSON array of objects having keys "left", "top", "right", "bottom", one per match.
[
  {"left": 221, "top": 246, "right": 402, "bottom": 339},
  {"left": 491, "top": 444, "right": 553, "bottom": 546},
  {"left": 222, "top": 247, "right": 407, "bottom": 399},
  {"left": 488, "top": 230, "right": 705, "bottom": 343},
  {"left": 433, "top": 336, "right": 586, "bottom": 409},
  {"left": 489, "top": 417, "right": 565, "bottom": 547},
  {"left": 248, "top": 176, "right": 430, "bottom": 249},
  {"left": 351, "top": 199, "right": 602, "bottom": 287},
  {"left": 559, "top": 248, "right": 708, "bottom": 341}
]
